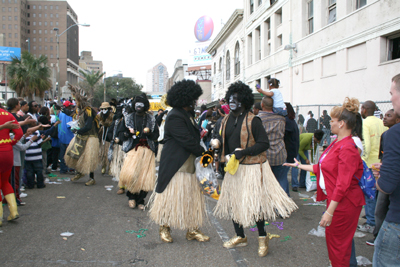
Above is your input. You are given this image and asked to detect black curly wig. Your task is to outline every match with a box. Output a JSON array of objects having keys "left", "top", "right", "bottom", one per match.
[
  {"left": 132, "top": 93, "right": 150, "bottom": 112},
  {"left": 167, "top": 79, "right": 203, "bottom": 108},
  {"left": 225, "top": 81, "right": 254, "bottom": 110}
]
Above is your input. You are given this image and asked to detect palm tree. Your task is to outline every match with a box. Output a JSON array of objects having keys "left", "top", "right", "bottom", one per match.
[
  {"left": 7, "top": 51, "right": 51, "bottom": 101},
  {"left": 79, "top": 70, "right": 105, "bottom": 101}
]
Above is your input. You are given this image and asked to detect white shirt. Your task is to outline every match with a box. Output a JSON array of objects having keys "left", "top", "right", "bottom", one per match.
[{"left": 270, "top": 89, "right": 285, "bottom": 109}]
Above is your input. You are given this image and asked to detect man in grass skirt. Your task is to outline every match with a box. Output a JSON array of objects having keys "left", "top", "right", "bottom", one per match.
[
  {"left": 96, "top": 102, "right": 114, "bottom": 175},
  {"left": 148, "top": 79, "right": 209, "bottom": 243},
  {"left": 213, "top": 81, "right": 298, "bottom": 257},
  {"left": 119, "top": 94, "right": 159, "bottom": 210},
  {"left": 65, "top": 85, "right": 99, "bottom": 186}
]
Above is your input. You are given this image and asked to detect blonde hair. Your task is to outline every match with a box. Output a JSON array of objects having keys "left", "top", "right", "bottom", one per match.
[{"left": 330, "top": 97, "right": 360, "bottom": 130}]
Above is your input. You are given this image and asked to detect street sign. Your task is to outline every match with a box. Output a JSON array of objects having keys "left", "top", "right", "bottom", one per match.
[{"left": 0, "top": 47, "right": 21, "bottom": 61}]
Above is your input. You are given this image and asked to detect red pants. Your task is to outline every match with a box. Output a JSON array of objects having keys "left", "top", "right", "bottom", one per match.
[
  {"left": 326, "top": 198, "right": 362, "bottom": 267},
  {"left": 0, "top": 150, "right": 14, "bottom": 201}
]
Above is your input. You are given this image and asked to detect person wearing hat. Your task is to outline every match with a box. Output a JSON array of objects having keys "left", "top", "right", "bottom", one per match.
[
  {"left": 119, "top": 93, "right": 159, "bottom": 210},
  {"left": 96, "top": 102, "right": 114, "bottom": 175}
]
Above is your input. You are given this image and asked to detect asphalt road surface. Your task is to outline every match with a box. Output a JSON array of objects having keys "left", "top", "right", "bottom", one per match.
[{"left": 0, "top": 169, "right": 374, "bottom": 267}]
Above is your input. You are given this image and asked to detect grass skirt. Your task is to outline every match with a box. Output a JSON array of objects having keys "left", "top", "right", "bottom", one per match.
[
  {"left": 148, "top": 172, "right": 206, "bottom": 230},
  {"left": 111, "top": 145, "right": 126, "bottom": 182},
  {"left": 156, "top": 143, "right": 163, "bottom": 163},
  {"left": 119, "top": 146, "right": 156, "bottom": 193},
  {"left": 65, "top": 136, "right": 99, "bottom": 175},
  {"left": 99, "top": 141, "right": 110, "bottom": 168},
  {"left": 214, "top": 161, "right": 298, "bottom": 228}
]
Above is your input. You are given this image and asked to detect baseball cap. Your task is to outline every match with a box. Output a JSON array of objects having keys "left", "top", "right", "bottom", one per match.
[{"left": 63, "top": 100, "right": 73, "bottom": 107}]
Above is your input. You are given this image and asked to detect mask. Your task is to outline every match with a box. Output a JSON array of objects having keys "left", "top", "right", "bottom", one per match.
[
  {"left": 135, "top": 102, "right": 145, "bottom": 112},
  {"left": 101, "top": 109, "right": 108, "bottom": 114},
  {"left": 122, "top": 108, "right": 128, "bottom": 117},
  {"left": 229, "top": 94, "right": 242, "bottom": 111}
]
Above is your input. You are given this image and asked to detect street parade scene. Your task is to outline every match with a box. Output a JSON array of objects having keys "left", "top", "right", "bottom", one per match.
[{"left": 0, "top": 0, "right": 400, "bottom": 267}]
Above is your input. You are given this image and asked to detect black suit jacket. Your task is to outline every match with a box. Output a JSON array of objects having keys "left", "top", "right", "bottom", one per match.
[{"left": 156, "top": 108, "right": 205, "bottom": 193}]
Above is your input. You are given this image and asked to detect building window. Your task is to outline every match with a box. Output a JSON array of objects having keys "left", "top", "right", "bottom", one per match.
[
  {"left": 33, "top": 13, "right": 36, "bottom": 18},
  {"left": 39, "top": 45, "right": 41, "bottom": 50},
  {"left": 33, "top": 21, "right": 36, "bottom": 26},
  {"left": 38, "top": 21, "right": 41, "bottom": 26},
  {"left": 258, "top": 0, "right": 262, "bottom": 6},
  {"left": 33, "top": 37, "right": 36, "bottom": 42},
  {"left": 8, "top": 33, "right": 11, "bottom": 38},
  {"left": 8, "top": 41, "right": 12, "bottom": 46},
  {"left": 27, "top": 13, "right": 29, "bottom": 17},
  {"left": 14, "top": 41, "right": 17, "bottom": 47},
  {"left": 39, "top": 14, "right": 41, "bottom": 18},
  {"left": 50, "top": 45, "right": 53, "bottom": 50},
  {"left": 50, "top": 21, "right": 53, "bottom": 26},
  {"left": 265, "top": 18, "right": 271, "bottom": 56},
  {"left": 50, "top": 37, "right": 53, "bottom": 42},
  {"left": 8, "top": 7, "right": 11, "bottom": 12},
  {"left": 276, "top": 8, "right": 282, "bottom": 25},
  {"left": 44, "top": 30, "right": 47, "bottom": 34},
  {"left": 44, "top": 5, "right": 47, "bottom": 10},
  {"left": 250, "top": 0, "right": 254, "bottom": 14},
  {"left": 27, "top": 5, "right": 30, "bottom": 9},
  {"left": 50, "top": 54, "right": 53, "bottom": 58},
  {"left": 50, "top": 14, "right": 53, "bottom": 18},
  {"left": 38, "top": 38, "right": 41, "bottom": 42},
  {"left": 277, "top": 34, "right": 282, "bottom": 48},
  {"left": 44, "top": 21, "right": 47, "bottom": 26},
  {"left": 14, "top": 24, "right": 17, "bottom": 29},
  {"left": 56, "top": 6, "right": 59, "bottom": 10},
  {"left": 1, "top": 24, "right": 4, "bottom": 29},
  {"left": 8, "top": 24, "right": 11, "bottom": 29},
  {"left": 1, "top": 7, "right": 4, "bottom": 12},
  {"left": 8, "top": 16, "right": 11, "bottom": 21},
  {"left": 56, "top": 13, "right": 58, "bottom": 18},
  {"left": 213, "top": 62, "right": 216, "bottom": 74},
  {"left": 33, "top": 45, "right": 36, "bottom": 50},
  {"left": 38, "top": 5, "right": 41, "bottom": 10},
  {"left": 388, "top": 36, "right": 400, "bottom": 61},
  {"left": 38, "top": 30, "right": 42, "bottom": 34},
  {"left": 14, "top": 33, "right": 17, "bottom": 38},
  {"left": 33, "top": 5, "right": 36, "bottom": 9},
  {"left": 256, "top": 26, "right": 261, "bottom": 61},
  {"left": 14, "top": 16, "right": 17, "bottom": 21},
  {"left": 248, "top": 33, "right": 253, "bottom": 65},
  {"left": 50, "top": 5, "right": 53, "bottom": 10},
  {"left": 226, "top": 51, "right": 231, "bottom": 81},
  {"left": 33, "top": 29, "right": 36, "bottom": 34},
  {"left": 356, "top": 0, "right": 367, "bottom": 9},
  {"left": 235, "top": 42, "right": 240, "bottom": 76},
  {"left": 328, "top": 0, "right": 336, "bottom": 24},
  {"left": 308, "top": 0, "right": 314, "bottom": 34}
]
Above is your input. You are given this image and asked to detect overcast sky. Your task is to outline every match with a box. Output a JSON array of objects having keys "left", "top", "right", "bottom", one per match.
[{"left": 66, "top": 0, "right": 244, "bottom": 90}]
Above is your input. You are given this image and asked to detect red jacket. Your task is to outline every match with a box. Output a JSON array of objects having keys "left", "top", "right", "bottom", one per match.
[
  {"left": 313, "top": 135, "right": 365, "bottom": 207},
  {"left": 0, "top": 108, "right": 23, "bottom": 151}
]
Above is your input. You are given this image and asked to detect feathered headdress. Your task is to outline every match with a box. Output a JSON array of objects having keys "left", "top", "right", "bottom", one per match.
[{"left": 68, "top": 84, "right": 92, "bottom": 109}]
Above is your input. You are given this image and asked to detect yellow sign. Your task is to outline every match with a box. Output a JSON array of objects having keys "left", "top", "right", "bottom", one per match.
[{"left": 150, "top": 102, "right": 164, "bottom": 111}]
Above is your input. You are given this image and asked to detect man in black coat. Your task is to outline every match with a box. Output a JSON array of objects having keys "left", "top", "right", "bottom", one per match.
[{"left": 149, "top": 80, "right": 209, "bottom": 244}]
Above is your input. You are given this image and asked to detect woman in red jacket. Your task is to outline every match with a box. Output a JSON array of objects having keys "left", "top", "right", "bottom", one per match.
[
  {"left": 285, "top": 98, "right": 364, "bottom": 267},
  {"left": 0, "top": 106, "right": 23, "bottom": 225}
]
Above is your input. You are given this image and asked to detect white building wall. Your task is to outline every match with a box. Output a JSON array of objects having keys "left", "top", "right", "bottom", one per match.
[{"left": 209, "top": 0, "right": 400, "bottom": 110}]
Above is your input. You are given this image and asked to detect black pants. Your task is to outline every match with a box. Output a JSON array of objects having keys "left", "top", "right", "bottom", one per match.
[
  {"left": 126, "top": 190, "right": 148, "bottom": 205},
  {"left": 233, "top": 220, "right": 266, "bottom": 238},
  {"left": 25, "top": 160, "right": 44, "bottom": 188},
  {"left": 51, "top": 147, "right": 60, "bottom": 170}
]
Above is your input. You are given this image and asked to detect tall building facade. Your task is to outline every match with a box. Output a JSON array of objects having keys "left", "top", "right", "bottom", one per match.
[
  {"left": 79, "top": 50, "right": 103, "bottom": 74},
  {"left": 146, "top": 62, "right": 168, "bottom": 93},
  {"left": 207, "top": 0, "right": 400, "bottom": 115},
  {"left": 0, "top": 0, "right": 81, "bottom": 99}
]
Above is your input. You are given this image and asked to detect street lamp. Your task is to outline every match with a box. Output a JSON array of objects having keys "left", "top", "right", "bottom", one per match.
[
  {"left": 116, "top": 82, "right": 119, "bottom": 99},
  {"left": 53, "top": 23, "right": 90, "bottom": 102}
]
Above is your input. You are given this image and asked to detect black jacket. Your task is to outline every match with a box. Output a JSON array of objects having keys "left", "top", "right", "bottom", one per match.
[{"left": 156, "top": 108, "right": 205, "bottom": 193}]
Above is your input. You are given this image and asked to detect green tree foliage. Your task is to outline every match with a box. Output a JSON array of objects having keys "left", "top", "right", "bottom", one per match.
[
  {"left": 7, "top": 51, "right": 51, "bottom": 100},
  {"left": 91, "top": 77, "right": 143, "bottom": 107},
  {"left": 79, "top": 70, "right": 105, "bottom": 103}
]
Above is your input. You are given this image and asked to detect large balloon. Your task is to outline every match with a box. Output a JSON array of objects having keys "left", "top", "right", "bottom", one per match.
[{"left": 194, "top": 16, "right": 214, "bottom": 42}]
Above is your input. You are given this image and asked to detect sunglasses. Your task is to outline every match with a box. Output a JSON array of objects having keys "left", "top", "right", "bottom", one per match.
[{"left": 33, "top": 105, "right": 38, "bottom": 107}]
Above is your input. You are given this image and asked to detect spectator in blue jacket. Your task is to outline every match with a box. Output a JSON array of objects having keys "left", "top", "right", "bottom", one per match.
[{"left": 58, "top": 101, "right": 75, "bottom": 174}]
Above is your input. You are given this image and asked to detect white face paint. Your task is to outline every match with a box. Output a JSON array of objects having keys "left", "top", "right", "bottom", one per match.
[
  {"left": 229, "top": 94, "right": 241, "bottom": 111},
  {"left": 101, "top": 109, "right": 108, "bottom": 114}
]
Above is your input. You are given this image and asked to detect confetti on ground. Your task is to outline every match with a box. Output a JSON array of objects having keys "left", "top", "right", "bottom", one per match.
[
  {"left": 63, "top": 237, "right": 67, "bottom": 240},
  {"left": 126, "top": 229, "right": 148, "bottom": 238},
  {"left": 60, "top": 232, "right": 74, "bottom": 237},
  {"left": 303, "top": 203, "right": 326, "bottom": 206},
  {"left": 280, "top": 236, "right": 292, "bottom": 242},
  {"left": 81, "top": 248, "right": 85, "bottom": 251},
  {"left": 48, "top": 173, "right": 58, "bottom": 178},
  {"left": 250, "top": 228, "right": 257, "bottom": 232},
  {"left": 271, "top": 222, "right": 284, "bottom": 230},
  {"left": 57, "top": 196, "right": 66, "bottom": 199}
]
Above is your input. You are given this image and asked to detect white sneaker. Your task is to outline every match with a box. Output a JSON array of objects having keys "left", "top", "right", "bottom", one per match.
[
  {"left": 20, "top": 192, "right": 28, "bottom": 198},
  {"left": 45, "top": 178, "right": 50, "bottom": 183},
  {"left": 47, "top": 166, "right": 52, "bottom": 169},
  {"left": 20, "top": 188, "right": 25, "bottom": 192}
]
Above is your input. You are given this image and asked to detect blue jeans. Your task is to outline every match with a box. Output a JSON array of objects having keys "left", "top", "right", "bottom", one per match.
[
  {"left": 373, "top": 221, "right": 400, "bottom": 266},
  {"left": 273, "top": 107, "right": 287, "bottom": 116},
  {"left": 364, "top": 193, "right": 377, "bottom": 226},
  {"left": 271, "top": 165, "right": 289, "bottom": 196},
  {"left": 350, "top": 239, "right": 357, "bottom": 267},
  {"left": 289, "top": 163, "right": 299, "bottom": 188},
  {"left": 59, "top": 143, "right": 69, "bottom": 173},
  {"left": 299, "top": 151, "right": 308, "bottom": 187},
  {"left": 25, "top": 160, "right": 44, "bottom": 188},
  {"left": 320, "top": 128, "right": 331, "bottom": 146}
]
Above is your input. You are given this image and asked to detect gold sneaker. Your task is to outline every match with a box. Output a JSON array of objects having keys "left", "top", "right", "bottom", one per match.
[
  {"left": 71, "top": 172, "right": 84, "bottom": 181},
  {"left": 159, "top": 225, "right": 173, "bottom": 243},
  {"left": 258, "top": 235, "right": 269, "bottom": 257},
  {"left": 223, "top": 235, "right": 248, "bottom": 248},
  {"left": 128, "top": 200, "right": 136, "bottom": 209},
  {"left": 186, "top": 228, "right": 210, "bottom": 242},
  {"left": 117, "top": 188, "right": 125, "bottom": 195},
  {"left": 101, "top": 167, "right": 106, "bottom": 174},
  {"left": 85, "top": 179, "right": 96, "bottom": 186}
]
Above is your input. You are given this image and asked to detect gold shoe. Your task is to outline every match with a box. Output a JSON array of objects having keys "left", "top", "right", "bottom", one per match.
[
  {"left": 159, "top": 225, "right": 173, "bottom": 243},
  {"left": 128, "top": 200, "right": 136, "bottom": 209},
  {"left": 71, "top": 172, "right": 84, "bottom": 181},
  {"left": 223, "top": 235, "right": 248, "bottom": 248},
  {"left": 85, "top": 179, "right": 96, "bottom": 186},
  {"left": 5, "top": 193, "right": 19, "bottom": 221},
  {"left": 101, "top": 167, "right": 106, "bottom": 174},
  {"left": 186, "top": 228, "right": 210, "bottom": 242},
  {"left": 117, "top": 188, "right": 125, "bottom": 195},
  {"left": 138, "top": 204, "right": 145, "bottom": 211},
  {"left": 258, "top": 235, "right": 269, "bottom": 257}
]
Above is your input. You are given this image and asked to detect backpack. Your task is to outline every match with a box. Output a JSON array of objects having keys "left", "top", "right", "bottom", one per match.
[{"left": 355, "top": 160, "right": 376, "bottom": 200}]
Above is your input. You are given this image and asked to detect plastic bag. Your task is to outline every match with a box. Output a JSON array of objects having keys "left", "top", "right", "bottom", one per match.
[
  {"left": 195, "top": 156, "right": 220, "bottom": 200},
  {"left": 306, "top": 171, "right": 317, "bottom": 192},
  {"left": 356, "top": 256, "right": 372, "bottom": 266},
  {"left": 308, "top": 226, "right": 325, "bottom": 237},
  {"left": 67, "top": 120, "right": 80, "bottom": 130},
  {"left": 355, "top": 160, "right": 376, "bottom": 200}
]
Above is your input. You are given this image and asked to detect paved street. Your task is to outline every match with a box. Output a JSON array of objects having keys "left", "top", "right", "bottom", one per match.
[{"left": 1, "top": 169, "right": 374, "bottom": 267}]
